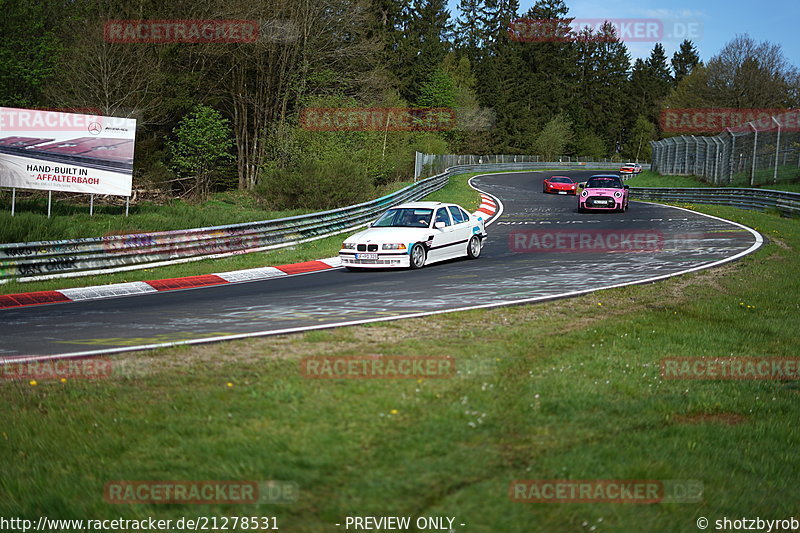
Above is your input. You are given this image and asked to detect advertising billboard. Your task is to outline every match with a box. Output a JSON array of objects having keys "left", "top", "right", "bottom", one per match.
[{"left": 0, "top": 107, "right": 136, "bottom": 197}]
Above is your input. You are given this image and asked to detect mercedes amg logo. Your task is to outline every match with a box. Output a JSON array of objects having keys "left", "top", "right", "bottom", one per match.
[{"left": 88, "top": 122, "right": 102, "bottom": 135}]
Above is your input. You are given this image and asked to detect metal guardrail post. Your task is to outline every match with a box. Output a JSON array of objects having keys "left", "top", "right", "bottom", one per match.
[
  {"left": 683, "top": 136, "right": 690, "bottom": 175},
  {"left": 712, "top": 136, "right": 723, "bottom": 185},
  {"left": 772, "top": 117, "right": 781, "bottom": 184},
  {"left": 748, "top": 122, "right": 758, "bottom": 186},
  {"left": 727, "top": 129, "right": 735, "bottom": 184}
]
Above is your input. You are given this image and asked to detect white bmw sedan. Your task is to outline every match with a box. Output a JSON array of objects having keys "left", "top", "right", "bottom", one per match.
[{"left": 340, "top": 201, "right": 488, "bottom": 270}]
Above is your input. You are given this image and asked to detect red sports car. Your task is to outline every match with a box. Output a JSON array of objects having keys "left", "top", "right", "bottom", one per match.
[{"left": 543, "top": 175, "right": 578, "bottom": 195}]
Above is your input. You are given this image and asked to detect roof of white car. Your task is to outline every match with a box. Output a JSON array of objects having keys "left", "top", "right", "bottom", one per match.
[{"left": 393, "top": 201, "right": 451, "bottom": 209}]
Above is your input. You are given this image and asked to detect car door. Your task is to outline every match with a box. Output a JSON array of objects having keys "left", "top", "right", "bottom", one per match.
[
  {"left": 429, "top": 207, "right": 458, "bottom": 262},
  {"left": 448, "top": 205, "right": 472, "bottom": 255}
]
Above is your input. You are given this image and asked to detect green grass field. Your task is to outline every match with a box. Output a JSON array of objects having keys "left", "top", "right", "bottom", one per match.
[
  {"left": 1, "top": 173, "right": 797, "bottom": 530},
  {"left": 628, "top": 169, "right": 800, "bottom": 192}
]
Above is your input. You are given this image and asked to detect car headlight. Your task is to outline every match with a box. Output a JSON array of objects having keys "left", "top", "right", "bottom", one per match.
[
  {"left": 581, "top": 190, "right": 588, "bottom": 197},
  {"left": 614, "top": 191, "right": 622, "bottom": 198},
  {"left": 342, "top": 242, "right": 356, "bottom": 249},
  {"left": 382, "top": 243, "right": 407, "bottom": 250}
]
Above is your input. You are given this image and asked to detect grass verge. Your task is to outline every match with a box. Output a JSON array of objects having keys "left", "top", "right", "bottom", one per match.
[
  {"left": 0, "top": 203, "right": 796, "bottom": 531},
  {"left": 628, "top": 169, "right": 800, "bottom": 192}
]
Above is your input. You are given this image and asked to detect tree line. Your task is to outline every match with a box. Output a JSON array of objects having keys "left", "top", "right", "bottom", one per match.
[{"left": 1, "top": 0, "right": 797, "bottom": 207}]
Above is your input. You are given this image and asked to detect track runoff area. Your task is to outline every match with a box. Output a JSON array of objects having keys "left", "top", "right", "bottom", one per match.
[{"left": 0, "top": 170, "right": 761, "bottom": 361}]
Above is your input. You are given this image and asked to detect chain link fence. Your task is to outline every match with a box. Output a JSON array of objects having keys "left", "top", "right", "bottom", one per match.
[
  {"left": 414, "top": 153, "right": 638, "bottom": 179},
  {"left": 651, "top": 110, "right": 800, "bottom": 187}
]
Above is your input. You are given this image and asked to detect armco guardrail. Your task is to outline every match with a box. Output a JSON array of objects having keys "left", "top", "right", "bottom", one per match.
[
  {"left": 415, "top": 152, "right": 649, "bottom": 178},
  {"left": 0, "top": 160, "right": 646, "bottom": 282},
  {"left": 3, "top": 161, "right": 787, "bottom": 282},
  {"left": 629, "top": 187, "right": 800, "bottom": 216},
  {"left": 0, "top": 171, "right": 455, "bottom": 281}
]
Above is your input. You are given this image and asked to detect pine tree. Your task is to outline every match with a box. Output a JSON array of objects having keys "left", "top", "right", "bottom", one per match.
[
  {"left": 399, "top": 0, "right": 453, "bottom": 102},
  {"left": 671, "top": 40, "right": 700, "bottom": 84},
  {"left": 475, "top": 0, "right": 526, "bottom": 151},
  {"left": 647, "top": 43, "right": 673, "bottom": 96},
  {"left": 575, "top": 22, "right": 630, "bottom": 155},
  {"left": 627, "top": 44, "right": 674, "bottom": 136},
  {"left": 517, "top": 0, "right": 578, "bottom": 149},
  {"left": 454, "top": 0, "right": 488, "bottom": 63}
]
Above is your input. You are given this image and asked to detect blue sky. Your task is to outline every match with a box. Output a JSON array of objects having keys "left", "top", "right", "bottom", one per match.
[{"left": 449, "top": 0, "right": 800, "bottom": 66}]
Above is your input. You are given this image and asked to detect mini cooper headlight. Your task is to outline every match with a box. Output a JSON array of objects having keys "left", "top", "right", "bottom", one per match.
[
  {"left": 614, "top": 191, "right": 622, "bottom": 198},
  {"left": 581, "top": 190, "right": 588, "bottom": 197},
  {"left": 382, "top": 243, "right": 407, "bottom": 250},
  {"left": 342, "top": 242, "right": 356, "bottom": 249}
]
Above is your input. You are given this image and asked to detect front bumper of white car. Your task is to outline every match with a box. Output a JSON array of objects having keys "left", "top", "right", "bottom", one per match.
[{"left": 339, "top": 251, "right": 411, "bottom": 268}]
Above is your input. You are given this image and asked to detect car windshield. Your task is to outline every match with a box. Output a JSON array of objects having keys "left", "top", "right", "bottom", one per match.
[
  {"left": 373, "top": 208, "right": 433, "bottom": 228},
  {"left": 550, "top": 177, "right": 572, "bottom": 183},
  {"left": 586, "top": 177, "right": 622, "bottom": 189}
]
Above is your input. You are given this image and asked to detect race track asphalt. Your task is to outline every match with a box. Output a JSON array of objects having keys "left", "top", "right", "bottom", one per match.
[{"left": 0, "top": 170, "right": 761, "bottom": 360}]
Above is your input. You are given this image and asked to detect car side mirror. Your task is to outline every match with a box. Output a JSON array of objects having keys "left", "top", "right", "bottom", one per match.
[
  {"left": 434, "top": 221, "right": 446, "bottom": 229},
  {"left": 623, "top": 185, "right": 629, "bottom": 189},
  {"left": 579, "top": 182, "right": 586, "bottom": 188}
]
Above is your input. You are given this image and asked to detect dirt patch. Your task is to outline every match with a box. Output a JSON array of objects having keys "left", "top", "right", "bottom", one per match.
[
  {"left": 769, "top": 237, "right": 791, "bottom": 250},
  {"left": 673, "top": 413, "right": 748, "bottom": 426}
]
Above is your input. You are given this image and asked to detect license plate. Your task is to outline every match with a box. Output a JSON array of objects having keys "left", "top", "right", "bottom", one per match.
[
  {"left": 356, "top": 253, "right": 378, "bottom": 260},
  {"left": 558, "top": 191, "right": 566, "bottom": 195}
]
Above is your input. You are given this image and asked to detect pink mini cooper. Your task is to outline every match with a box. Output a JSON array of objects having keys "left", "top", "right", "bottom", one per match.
[{"left": 578, "top": 175, "right": 629, "bottom": 212}]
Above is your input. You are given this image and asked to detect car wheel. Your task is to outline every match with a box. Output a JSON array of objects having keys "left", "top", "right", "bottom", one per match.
[
  {"left": 409, "top": 243, "right": 427, "bottom": 269},
  {"left": 467, "top": 235, "right": 481, "bottom": 259}
]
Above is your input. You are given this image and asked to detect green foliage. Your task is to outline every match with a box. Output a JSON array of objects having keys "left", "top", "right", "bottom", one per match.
[
  {"left": 258, "top": 155, "right": 374, "bottom": 210},
  {"left": 671, "top": 39, "right": 701, "bottom": 84},
  {"left": 574, "top": 131, "right": 607, "bottom": 159},
  {"left": 167, "top": 105, "right": 235, "bottom": 198},
  {"left": 0, "top": 1, "right": 61, "bottom": 106},
  {"left": 533, "top": 113, "right": 574, "bottom": 160},
  {"left": 394, "top": 0, "right": 454, "bottom": 102},
  {"left": 417, "top": 68, "right": 457, "bottom": 108},
  {"left": 574, "top": 21, "right": 631, "bottom": 155},
  {"left": 12, "top": 0, "right": 797, "bottom": 203},
  {"left": 621, "top": 115, "right": 657, "bottom": 161}
]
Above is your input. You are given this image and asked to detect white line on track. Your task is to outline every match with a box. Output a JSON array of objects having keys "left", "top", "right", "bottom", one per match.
[{"left": 0, "top": 172, "right": 762, "bottom": 363}]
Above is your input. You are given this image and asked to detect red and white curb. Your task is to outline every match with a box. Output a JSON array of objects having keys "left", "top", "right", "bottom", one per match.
[
  {"left": 0, "top": 189, "right": 502, "bottom": 311},
  {"left": 0, "top": 258, "right": 341, "bottom": 310},
  {"left": 475, "top": 194, "right": 498, "bottom": 218}
]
